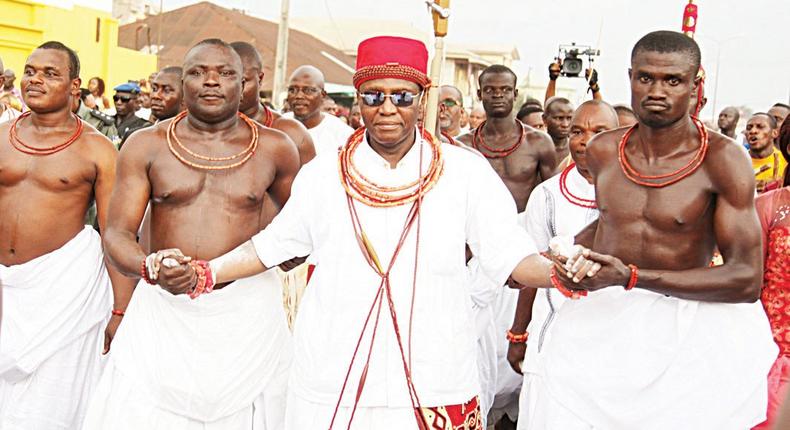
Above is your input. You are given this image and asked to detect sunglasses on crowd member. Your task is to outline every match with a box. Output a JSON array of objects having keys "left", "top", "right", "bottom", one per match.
[
  {"left": 359, "top": 91, "right": 421, "bottom": 107},
  {"left": 440, "top": 99, "right": 460, "bottom": 108},
  {"left": 113, "top": 95, "right": 133, "bottom": 103},
  {"left": 287, "top": 86, "right": 322, "bottom": 96}
]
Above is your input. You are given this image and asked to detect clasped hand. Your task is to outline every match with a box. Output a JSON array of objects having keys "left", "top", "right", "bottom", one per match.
[
  {"left": 549, "top": 245, "right": 631, "bottom": 293},
  {"left": 145, "top": 249, "right": 197, "bottom": 295}
]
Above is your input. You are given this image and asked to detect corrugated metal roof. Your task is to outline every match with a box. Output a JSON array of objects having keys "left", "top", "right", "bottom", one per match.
[{"left": 118, "top": 1, "right": 355, "bottom": 90}]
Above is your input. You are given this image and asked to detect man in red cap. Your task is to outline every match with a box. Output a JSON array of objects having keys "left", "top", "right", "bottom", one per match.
[{"left": 156, "top": 35, "right": 558, "bottom": 429}]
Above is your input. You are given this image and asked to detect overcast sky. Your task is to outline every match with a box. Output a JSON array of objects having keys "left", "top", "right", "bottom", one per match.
[{"left": 160, "top": 0, "right": 789, "bottom": 120}]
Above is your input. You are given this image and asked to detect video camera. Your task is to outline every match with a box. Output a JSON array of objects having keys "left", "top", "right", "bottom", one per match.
[{"left": 556, "top": 43, "right": 600, "bottom": 78}]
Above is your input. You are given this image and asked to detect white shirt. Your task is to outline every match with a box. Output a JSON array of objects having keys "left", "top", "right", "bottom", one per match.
[
  {"left": 135, "top": 107, "right": 152, "bottom": 121},
  {"left": 283, "top": 111, "right": 353, "bottom": 155},
  {"left": 0, "top": 106, "right": 20, "bottom": 124},
  {"left": 519, "top": 166, "right": 598, "bottom": 374},
  {"left": 252, "top": 129, "right": 536, "bottom": 408}
]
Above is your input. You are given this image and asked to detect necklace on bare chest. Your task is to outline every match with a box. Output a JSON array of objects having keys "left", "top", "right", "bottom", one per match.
[
  {"left": 472, "top": 120, "right": 526, "bottom": 158},
  {"left": 618, "top": 116, "right": 709, "bottom": 188},
  {"left": 167, "top": 111, "right": 258, "bottom": 171},
  {"left": 8, "top": 111, "right": 84, "bottom": 156}
]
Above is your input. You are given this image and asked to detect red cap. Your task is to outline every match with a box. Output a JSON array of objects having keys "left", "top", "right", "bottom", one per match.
[{"left": 353, "top": 36, "right": 431, "bottom": 89}]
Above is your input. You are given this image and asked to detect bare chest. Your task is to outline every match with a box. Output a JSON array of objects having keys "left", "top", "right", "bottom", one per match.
[
  {"left": 0, "top": 143, "right": 95, "bottom": 192},
  {"left": 148, "top": 153, "right": 276, "bottom": 209},
  {"left": 595, "top": 163, "right": 714, "bottom": 231},
  {"left": 485, "top": 149, "right": 540, "bottom": 182}
]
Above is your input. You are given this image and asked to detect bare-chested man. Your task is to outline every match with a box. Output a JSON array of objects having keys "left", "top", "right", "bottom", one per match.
[
  {"left": 230, "top": 41, "right": 315, "bottom": 165},
  {"left": 457, "top": 64, "right": 556, "bottom": 424},
  {"left": 542, "top": 96, "right": 574, "bottom": 168},
  {"left": 149, "top": 66, "right": 185, "bottom": 122},
  {"left": 457, "top": 65, "right": 556, "bottom": 212},
  {"left": 83, "top": 39, "right": 300, "bottom": 429},
  {"left": 527, "top": 30, "right": 776, "bottom": 430},
  {"left": 0, "top": 41, "right": 130, "bottom": 429}
]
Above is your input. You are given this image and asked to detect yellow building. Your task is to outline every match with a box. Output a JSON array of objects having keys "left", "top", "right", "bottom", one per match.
[{"left": 0, "top": 0, "right": 156, "bottom": 93}]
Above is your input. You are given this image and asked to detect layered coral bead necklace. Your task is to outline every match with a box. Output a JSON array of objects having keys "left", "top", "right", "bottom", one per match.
[
  {"left": 339, "top": 126, "right": 444, "bottom": 207},
  {"left": 9, "top": 111, "right": 84, "bottom": 155},
  {"left": 167, "top": 111, "right": 258, "bottom": 170},
  {"left": 559, "top": 162, "right": 597, "bottom": 209},
  {"left": 618, "top": 116, "right": 708, "bottom": 188},
  {"left": 260, "top": 104, "right": 274, "bottom": 128},
  {"left": 472, "top": 119, "right": 526, "bottom": 158},
  {"left": 330, "top": 127, "right": 444, "bottom": 429}
]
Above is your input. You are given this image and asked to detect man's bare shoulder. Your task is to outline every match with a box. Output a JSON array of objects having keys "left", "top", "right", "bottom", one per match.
[
  {"left": 78, "top": 124, "right": 117, "bottom": 161},
  {"left": 270, "top": 115, "right": 315, "bottom": 160},
  {"left": 118, "top": 120, "right": 168, "bottom": 158},
  {"left": 253, "top": 122, "right": 299, "bottom": 162},
  {"left": 587, "top": 126, "right": 627, "bottom": 157},
  {"left": 456, "top": 131, "right": 473, "bottom": 146},
  {"left": 272, "top": 115, "right": 310, "bottom": 136},
  {"left": 524, "top": 126, "right": 554, "bottom": 149},
  {"left": 704, "top": 129, "right": 754, "bottom": 191},
  {"left": 255, "top": 121, "right": 291, "bottom": 145},
  {"left": 706, "top": 129, "right": 747, "bottom": 158}
]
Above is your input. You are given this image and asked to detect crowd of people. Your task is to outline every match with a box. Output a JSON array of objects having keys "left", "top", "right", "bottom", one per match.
[{"left": 0, "top": 26, "right": 788, "bottom": 430}]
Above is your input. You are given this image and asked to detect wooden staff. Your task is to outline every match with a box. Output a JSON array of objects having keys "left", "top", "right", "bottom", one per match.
[{"left": 423, "top": 0, "right": 450, "bottom": 138}]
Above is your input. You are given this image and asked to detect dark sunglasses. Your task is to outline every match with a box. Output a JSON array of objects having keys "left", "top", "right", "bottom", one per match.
[
  {"left": 440, "top": 99, "right": 460, "bottom": 108},
  {"left": 113, "top": 95, "right": 133, "bottom": 102},
  {"left": 360, "top": 91, "right": 421, "bottom": 107}
]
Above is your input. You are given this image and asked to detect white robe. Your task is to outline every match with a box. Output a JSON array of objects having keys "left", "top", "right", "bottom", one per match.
[
  {"left": 490, "top": 214, "right": 526, "bottom": 422},
  {"left": 0, "top": 106, "right": 20, "bottom": 124},
  {"left": 469, "top": 214, "right": 528, "bottom": 424},
  {"left": 515, "top": 168, "right": 599, "bottom": 428},
  {"left": 465, "top": 257, "right": 498, "bottom": 423},
  {"left": 530, "top": 287, "right": 777, "bottom": 430},
  {"left": 0, "top": 226, "right": 111, "bottom": 429},
  {"left": 82, "top": 269, "right": 291, "bottom": 429}
]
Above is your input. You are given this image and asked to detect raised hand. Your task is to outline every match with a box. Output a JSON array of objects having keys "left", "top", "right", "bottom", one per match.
[
  {"left": 585, "top": 67, "right": 599, "bottom": 86},
  {"left": 548, "top": 60, "right": 561, "bottom": 81}
]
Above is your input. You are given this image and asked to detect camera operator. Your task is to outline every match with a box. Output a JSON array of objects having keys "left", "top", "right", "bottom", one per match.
[{"left": 544, "top": 59, "right": 602, "bottom": 104}]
